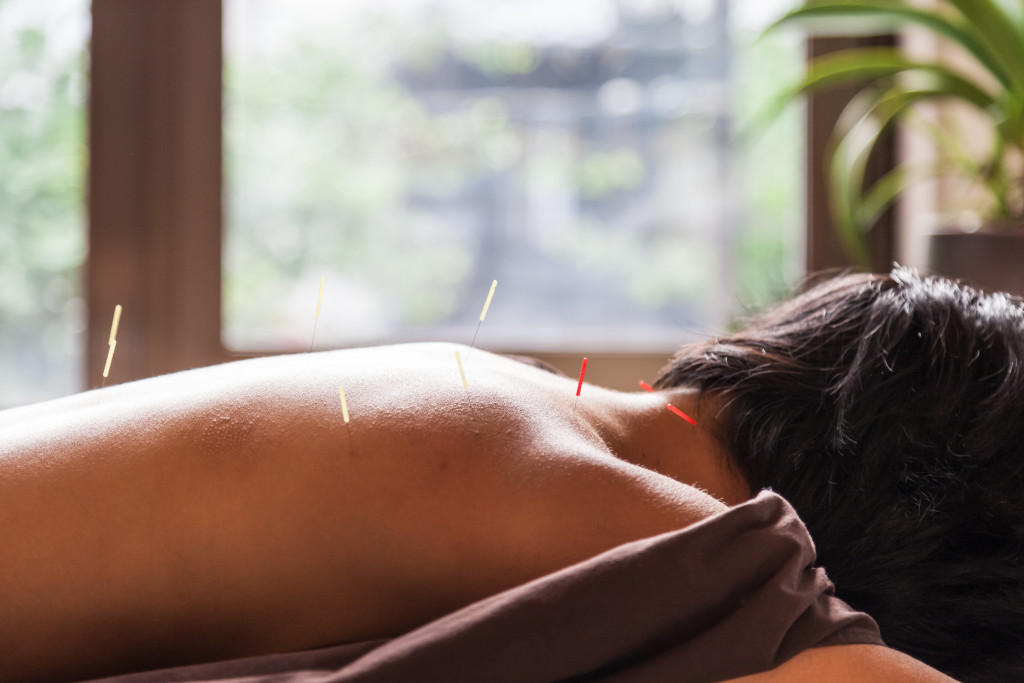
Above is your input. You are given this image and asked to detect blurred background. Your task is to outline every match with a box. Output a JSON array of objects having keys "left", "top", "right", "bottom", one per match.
[
  {"left": 222, "top": 0, "right": 803, "bottom": 353},
  {"left": 1, "top": 0, "right": 855, "bottom": 408}
]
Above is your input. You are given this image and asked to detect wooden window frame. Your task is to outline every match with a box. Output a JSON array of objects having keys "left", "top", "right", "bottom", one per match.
[
  {"left": 87, "top": 3, "right": 896, "bottom": 387},
  {"left": 88, "top": 0, "right": 226, "bottom": 385}
]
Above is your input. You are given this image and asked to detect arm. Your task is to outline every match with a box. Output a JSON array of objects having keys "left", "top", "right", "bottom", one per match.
[{"left": 724, "top": 644, "right": 958, "bottom": 683}]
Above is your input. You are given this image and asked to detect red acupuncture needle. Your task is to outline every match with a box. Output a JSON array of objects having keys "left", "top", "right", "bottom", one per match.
[
  {"left": 667, "top": 403, "right": 697, "bottom": 426},
  {"left": 639, "top": 379, "right": 697, "bottom": 426},
  {"left": 576, "top": 357, "right": 588, "bottom": 397}
]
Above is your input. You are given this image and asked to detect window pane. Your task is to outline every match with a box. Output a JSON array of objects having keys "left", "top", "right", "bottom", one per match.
[
  {"left": 0, "top": 0, "right": 88, "bottom": 408},
  {"left": 224, "top": 0, "right": 802, "bottom": 352}
]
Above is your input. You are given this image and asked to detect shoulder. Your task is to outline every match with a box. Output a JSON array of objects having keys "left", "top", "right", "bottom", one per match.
[{"left": 723, "top": 645, "right": 958, "bottom": 683}]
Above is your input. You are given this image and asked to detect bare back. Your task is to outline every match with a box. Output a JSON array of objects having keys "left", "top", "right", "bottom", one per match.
[{"left": 0, "top": 343, "right": 725, "bottom": 681}]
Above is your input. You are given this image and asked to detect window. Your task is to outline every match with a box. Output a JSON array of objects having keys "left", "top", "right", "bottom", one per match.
[
  {"left": 0, "top": 0, "right": 88, "bottom": 408},
  {"left": 224, "top": 0, "right": 804, "bottom": 353}
]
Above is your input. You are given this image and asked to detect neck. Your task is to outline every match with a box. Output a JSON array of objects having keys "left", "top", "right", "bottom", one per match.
[{"left": 578, "top": 385, "right": 751, "bottom": 506}]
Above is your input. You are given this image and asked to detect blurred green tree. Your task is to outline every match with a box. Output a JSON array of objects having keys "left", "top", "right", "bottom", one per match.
[{"left": 0, "top": 0, "right": 87, "bottom": 407}]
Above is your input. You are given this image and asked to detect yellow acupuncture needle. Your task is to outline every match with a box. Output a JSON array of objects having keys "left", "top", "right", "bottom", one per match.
[
  {"left": 467, "top": 280, "right": 497, "bottom": 358},
  {"left": 108, "top": 304, "right": 122, "bottom": 345},
  {"left": 480, "top": 280, "right": 497, "bottom": 322},
  {"left": 99, "top": 304, "right": 123, "bottom": 391},
  {"left": 315, "top": 277, "right": 325, "bottom": 318},
  {"left": 338, "top": 386, "right": 350, "bottom": 424},
  {"left": 310, "top": 277, "right": 325, "bottom": 353},
  {"left": 102, "top": 339, "right": 117, "bottom": 379},
  {"left": 455, "top": 350, "right": 469, "bottom": 390}
]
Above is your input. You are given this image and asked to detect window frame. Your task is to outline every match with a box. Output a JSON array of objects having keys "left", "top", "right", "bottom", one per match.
[{"left": 88, "top": 0, "right": 226, "bottom": 386}]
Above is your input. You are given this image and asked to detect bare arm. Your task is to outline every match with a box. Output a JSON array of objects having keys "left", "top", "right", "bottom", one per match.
[{"left": 724, "top": 644, "right": 958, "bottom": 683}]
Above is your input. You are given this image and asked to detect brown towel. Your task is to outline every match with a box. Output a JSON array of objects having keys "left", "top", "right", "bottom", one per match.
[{"left": 89, "top": 491, "right": 882, "bottom": 683}]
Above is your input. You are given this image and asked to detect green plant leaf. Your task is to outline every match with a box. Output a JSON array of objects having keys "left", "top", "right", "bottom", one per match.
[
  {"left": 992, "top": 0, "right": 1024, "bottom": 28},
  {"left": 766, "top": 1, "right": 1024, "bottom": 255},
  {"left": 826, "top": 89, "right": 892, "bottom": 267},
  {"left": 797, "top": 48, "right": 997, "bottom": 111},
  {"left": 945, "top": 0, "right": 1024, "bottom": 93},
  {"left": 769, "top": 1, "right": 1015, "bottom": 89},
  {"left": 740, "top": 46, "right": 998, "bottom": 147},
  {"left": 856, "top": 162, "right": 951, "bottom": 229},
  {"left": 832, "top": 86, "right": 936, "bottom": 200},
  {"left": 827, "top": 145, "right": 870, "bottom": 267},
  {"left": 838, "top": 79, "right": 1000, "bottom": 179},
  {"left": 825, "top": 84, "right": 976, "bottom": 264},
  {"left": 827, "top": 165, "right": 872, "bottom": 268}
]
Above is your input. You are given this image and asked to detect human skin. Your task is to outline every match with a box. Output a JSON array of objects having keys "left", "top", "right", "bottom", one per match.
[
  {"left": 0, "top": 343, "right": 735, "bottom": 681},
  {"left": 0, "top": 342, "right": 951, "bottom": 682}
]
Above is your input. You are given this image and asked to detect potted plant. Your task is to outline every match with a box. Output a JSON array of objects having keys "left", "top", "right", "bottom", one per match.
[{"left": 770, "top": 0, "right": 1024, "bottom": 294}]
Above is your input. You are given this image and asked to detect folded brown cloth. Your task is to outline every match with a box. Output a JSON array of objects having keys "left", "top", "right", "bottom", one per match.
[{"left": 89, "top": 491, "right": 882, "bottom": 683}]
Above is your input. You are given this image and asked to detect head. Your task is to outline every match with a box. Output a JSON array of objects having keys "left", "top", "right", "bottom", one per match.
[{"left": 657, "top": 266, "right": 1024, "bottom": 682}]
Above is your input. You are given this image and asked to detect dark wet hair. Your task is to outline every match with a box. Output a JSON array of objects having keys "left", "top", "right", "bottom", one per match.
[{"left": 657, "top": 266, "right": 1024, "bottom": 682}]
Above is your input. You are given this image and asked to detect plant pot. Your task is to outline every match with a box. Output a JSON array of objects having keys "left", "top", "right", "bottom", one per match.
[{"left": 925, "top": 224, "right": 1024, "bottom": 297}]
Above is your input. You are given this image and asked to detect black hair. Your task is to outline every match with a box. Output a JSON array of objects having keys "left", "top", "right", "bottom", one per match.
[{"left": 656, "top": 266, "right": 1024, "bottom": 682}]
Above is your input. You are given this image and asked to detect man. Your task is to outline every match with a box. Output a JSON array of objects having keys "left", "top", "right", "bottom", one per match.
[{"left": 2, "top": 267, "right": 1008, "bottom": 682}]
